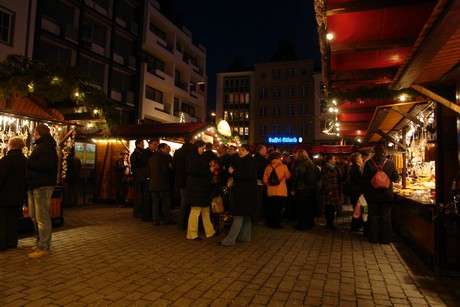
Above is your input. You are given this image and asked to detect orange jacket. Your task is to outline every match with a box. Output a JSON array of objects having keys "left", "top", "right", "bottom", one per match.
[{"left": 263, "top": 159, "right": 291, "bottom": 197}]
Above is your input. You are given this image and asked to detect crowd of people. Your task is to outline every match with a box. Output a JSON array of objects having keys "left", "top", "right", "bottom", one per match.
[
  {"left": 118, "top": 137, "right": 400, "bottom": 247},
  {"left": 0, "top": 129, "right": 399, "bottom": 258}
]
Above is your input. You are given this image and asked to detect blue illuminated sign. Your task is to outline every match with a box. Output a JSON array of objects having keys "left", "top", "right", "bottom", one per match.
[{"left": 268, "top": 137, "right": 302, "bottom": 144}]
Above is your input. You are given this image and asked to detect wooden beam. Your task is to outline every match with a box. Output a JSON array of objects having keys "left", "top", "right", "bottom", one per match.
[
  {"left": 391, "top": 106, "right": 435, "bottom": 133},
  {"left": 392, "top": 0, "right": 460, "bottom": 89},
  {"left": 411, "top": 84, "right": 460, "bottom": 115},
  {"left": 331, "top": 38, "right": 414, "bottom": 54},
  {"left": 376, "top": 129, "right": 408, "bottom": 151},
  {"left": 330, "top": 67, "right": 398, "bottom": 82},
  {"left": 326, "top": 0, "right": 435, "bottom": 16}
]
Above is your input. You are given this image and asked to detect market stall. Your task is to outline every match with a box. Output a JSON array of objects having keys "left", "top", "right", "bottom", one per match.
[
  {"left": 92, "top": 121, "right": 241, "bottom": 203},
  {"left": 314, "top": 0, "right": 460, "bottom": 274},
  {"left": 0, "top": 96, "right": 80, "bottom": 230}
]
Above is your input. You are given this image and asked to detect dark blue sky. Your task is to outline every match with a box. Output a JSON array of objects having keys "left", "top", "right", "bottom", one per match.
[{"left": 168, "top": 0, "right": 321, "bottom": 113}]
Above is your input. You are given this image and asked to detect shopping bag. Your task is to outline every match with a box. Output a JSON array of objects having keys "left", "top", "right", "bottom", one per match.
[
  {"left": 359, "top": 194, "right": 369, "bottom": 222},
  {"left": 353, "top": 198, "right": 362, "bottom": 218}
]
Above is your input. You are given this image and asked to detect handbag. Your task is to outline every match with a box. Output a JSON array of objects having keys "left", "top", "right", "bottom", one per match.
[{"left": 211, "top": 196, "right": 225, "bottom": 214}]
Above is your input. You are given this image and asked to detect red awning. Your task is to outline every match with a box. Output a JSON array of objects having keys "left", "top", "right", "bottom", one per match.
[{"left": 112, "top": 122, "right": 213, "bottom": 139}]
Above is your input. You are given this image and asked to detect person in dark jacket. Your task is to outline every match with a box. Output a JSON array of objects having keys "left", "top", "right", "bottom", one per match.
[
  {"left": 290, "top": 149, "right": 318, "bottom": 230},
  {"left": 26, "top": 123, "right": 58, "bottom": 259},
  {"left": 148, "top": 143, "right": 174, "bottom": 226},
  {"left": 362, "top": 144, "right": 399, "bottom": 244},
  {"left": 321, "top": 154, "right": 342, "bottom": 231},
  {"left": 220, "top": 144, "right": 257, "bottom": 246},
  {"left": 114, "top": 150, "right": 131, "bottom": 208},
  {"left": 173, "top": 134, "right": 195, "bottom": 230},
  {"left": 185, "top": 140, "right": 216, "bottom": 241},
  {"left": 130, "top": 139, "right": 146, "bottom": 218},
  {"left": 64, "top": 147, "right": 81, "bottom": 207},
  {"left": 348, "top": 152, "right": 364, "bottom": 231},
  {"left": 0, "top": 137, "right": 27, "bottom": 252},
  {"left": 254, "top": 145, "right": 268, "bottom": 222}
]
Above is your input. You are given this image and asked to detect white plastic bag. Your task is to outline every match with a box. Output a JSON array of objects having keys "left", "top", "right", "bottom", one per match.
[{"left": 359, "top": 194, "right": 368, "bottom": 222}]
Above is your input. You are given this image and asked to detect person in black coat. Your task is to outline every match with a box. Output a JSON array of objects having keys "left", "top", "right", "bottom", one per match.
[
  {"left": 254, "top": 145, "right": 268, "bottom": 222},
  {"left": 220, "top": 144, "right": 258, "bottom": 246},
  {"left": 0, "top": 137, "right": 27, "bottom": 251},
  {"left": 290, "top": 149, "right": 318, "bottom": 230},
  {"left": 362, "top": 144, "right": 399, "bottom": 244},
  {"left": 185, "top": 140, "right": 216, "bottom": 240},
  {"left": 26, "top": 123, "right": 58, "bottom": 259},
  {"left": 173, "top": 134, "right": 195, "bottom": 230}
]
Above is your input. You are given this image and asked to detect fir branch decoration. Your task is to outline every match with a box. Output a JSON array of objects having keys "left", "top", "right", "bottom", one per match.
[{"left": 0, "top": 54, "right": 120, "bottom": 132}]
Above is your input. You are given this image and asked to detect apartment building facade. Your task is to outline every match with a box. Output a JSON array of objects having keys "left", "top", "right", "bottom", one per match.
[
  {"left": 215, "top": 70, "right": 255, "bottom": 144},
  {"left": 141, "top": 1, "right": 207, "bottom": 124},
  {"left": 215, "top": 59, "right": 320, "bottom": 146},
  {"left": 0, "top": 0, "right": 206, "bottom": 125}
]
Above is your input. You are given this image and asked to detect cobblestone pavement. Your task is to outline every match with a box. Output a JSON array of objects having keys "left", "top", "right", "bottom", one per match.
[{"left": 1, "top": 204, "right": 459, "bottom": 306}]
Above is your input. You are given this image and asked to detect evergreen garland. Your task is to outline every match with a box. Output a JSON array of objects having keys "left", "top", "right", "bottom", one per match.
[{"left": 0, "top": 55, "right": 120, "bottom": 133}]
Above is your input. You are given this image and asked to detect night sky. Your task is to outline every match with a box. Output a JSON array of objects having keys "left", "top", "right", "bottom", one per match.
[{"left": 168, "top": 0, "right": 321, "bottom": 113}]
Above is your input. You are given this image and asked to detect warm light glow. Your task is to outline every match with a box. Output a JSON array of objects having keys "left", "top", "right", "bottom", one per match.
[
  {"left": 399, "top": 94, "right": 407, "bottom": 102},
  {"left": 326, "top": 33, "right": 334, "bottom": 40}
]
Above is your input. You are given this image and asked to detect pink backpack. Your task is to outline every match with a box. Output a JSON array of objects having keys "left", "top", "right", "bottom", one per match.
[{"left": 370, "top": 159, "right": 390, "bottom": 189}]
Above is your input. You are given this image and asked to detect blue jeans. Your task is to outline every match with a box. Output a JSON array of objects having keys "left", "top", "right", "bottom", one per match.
[
  {"left": 28, "top": 186, "right": 54, "bottom": 252},
  {"left": 221, "top": 216, "right": 252, "bottom": 246}
]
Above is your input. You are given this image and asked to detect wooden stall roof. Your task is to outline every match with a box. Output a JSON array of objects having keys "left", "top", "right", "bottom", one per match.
[
  {"left": 315, "top": 0, "right": 460, "bottom": 140},
  {"left": 111, "top": 122, "right": 213, "bottom": 139},
  {"left": 361, "top": 101, "right": 433, "bottom": 146}
]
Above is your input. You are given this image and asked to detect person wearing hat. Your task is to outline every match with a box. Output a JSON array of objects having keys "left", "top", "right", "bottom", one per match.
[
  {"left": 0, "top": 137, "right": 27, "bottom": 252},
  {"left": 114, "top": 149, "right": 131, "bottom": 208},
  {"left": 26, "top": 123, "right": 59, "bottom": 259}
]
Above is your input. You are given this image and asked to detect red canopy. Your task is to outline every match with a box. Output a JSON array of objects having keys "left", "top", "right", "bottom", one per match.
[{"left": 112, "top": 122, "right": 213, "bottom": 139}]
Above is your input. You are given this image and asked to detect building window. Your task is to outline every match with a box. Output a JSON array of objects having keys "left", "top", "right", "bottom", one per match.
[
  {"left": 0, "top": 8, "right": 13, "bottom": 45},
  {"left": 244, "top": 127, "right": 249, "bottom": 136},
  {"left": 300, "top": 123, "right": 308, "bottom": 136},
  {"left": 286, "top": 104, "right": 295, "bottom": 117},
  {"left": 149, "top": 23, "right": 166, "bottom": 41},
  {"left": 80, "top": 58, "right": 105, "bottom": 86},
  {"left": 300, "top": 85, "right": 308, "bottom": 97},
  {"left": 272, "top": 86, "right": 281, "bottom": 99},
  {"left": 181, "top": 103, "right": 195, "bottom": 117},
  {"left": 112, "top": 70, "right": 134, "bottom": 92},
  {"left": 145, "top": 54, "right": 164, "bottom": 74},
  {"left": 300, "top": 103, "right": 308, "bottom": 116},
  {"left": 272, "top": 124, "right": 280, "bottom": 136},
  {"left": 259, "top": 125, "right": 266, "bottom": 136},
  {"left": 259, "top": 87, "right": 267, "bottom": 99},
  {"left": 272, "top": 105, "right": 280, "bottom": 118},
  {"left": 145, "top": 85, "right": 163, "bottom": 103},
  {"left": 260, "top": 106, "right": 267, "bottom": 118},
  {"left": 286, "top": 68, "right": 294, "bottom": 79},
  {"left": 37, "top": 41, "right": 72, "bottom": 65},
  {"left": 286, "top": 86, "right": 294, "bottom": 98},
  {"left": 81, "top": 17, "right": 107, "bottom": 47},
  {"left": 286, "top": 124, "right": 293, "bottom": 135},
  {"left": 224, "top": 111, "right": 228, "bottom": 121},
  {"left": 272, "top": 69, "right": 281, "bottom": 80}
]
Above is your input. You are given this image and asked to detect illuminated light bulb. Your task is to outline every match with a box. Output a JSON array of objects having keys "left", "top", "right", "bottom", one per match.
[
  {"left": 357, "top": 138, "right": 362, "bottom": 143},
  {"left": 332, "top": 100, "right": 337, "bottom": 105},
  {"left": 399, "top": 94, "right": 407, "bottom": 102},
  {"left": 334, "top": 108, "right": 338, "bottom": 113},
  {"left": 326, "top": 33, "right": 334, "bottom": 40},
  {"left": 328, "top": 107, "right": 334, "bottom": 113}
]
